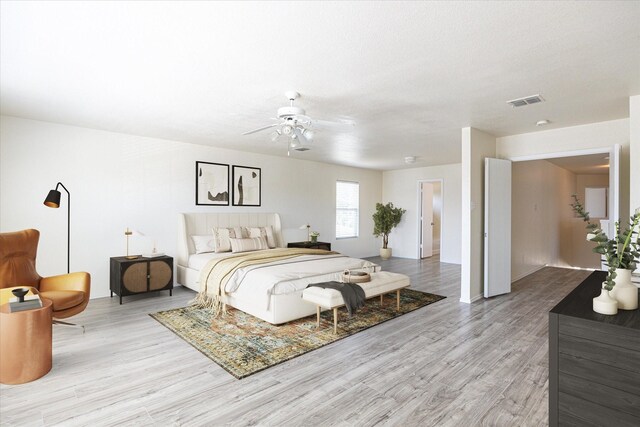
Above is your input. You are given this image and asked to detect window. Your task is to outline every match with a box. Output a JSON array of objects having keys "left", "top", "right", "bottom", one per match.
[{"left": 336, "top": 181, "right": 359, "bottom": 238}]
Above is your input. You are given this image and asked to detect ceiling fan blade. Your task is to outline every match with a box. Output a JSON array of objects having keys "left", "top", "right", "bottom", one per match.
[
  {"left": 311, "top": 118, "right": 356, "bottom": 131},
  {"left": 242, "top": 123, "right": 279, "bottom": 135}
]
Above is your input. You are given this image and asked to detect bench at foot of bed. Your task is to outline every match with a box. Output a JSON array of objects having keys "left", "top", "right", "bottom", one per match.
[{"left": 302, "top": 271, "right": 410, "bottom": 334}]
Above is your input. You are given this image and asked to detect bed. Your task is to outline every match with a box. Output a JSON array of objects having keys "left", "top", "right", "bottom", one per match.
[{"left": 177, "top": 212, "right": 379, "bottom": 324}]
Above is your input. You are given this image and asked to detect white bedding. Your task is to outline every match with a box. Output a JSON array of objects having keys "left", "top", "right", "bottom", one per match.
[
  {"left": 229, "top": 254, "right": 375, "bottom": 298},
  {"left": 197, "top": 250, "right": 378, "bottom": 310},
  {"left": 188, "top": 251, "right": 236, "bottom": 270}
]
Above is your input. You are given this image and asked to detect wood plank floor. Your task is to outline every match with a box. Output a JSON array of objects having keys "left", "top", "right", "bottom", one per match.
[{"left": 0, "top": 256, "right": 592, "bottom": 426}]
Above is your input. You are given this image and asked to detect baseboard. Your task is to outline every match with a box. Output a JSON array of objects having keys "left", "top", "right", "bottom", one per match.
[
  {"left": 470, "top": 294, "right": 483, "bottom": 303},
  {"left": 511, "top": 265, "right": 546, "bottom": 283},
  {"left": 460, "top": 294, "right": 483, "bottom": 304}
]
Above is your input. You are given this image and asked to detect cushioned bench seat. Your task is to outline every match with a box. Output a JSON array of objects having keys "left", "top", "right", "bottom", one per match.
[{"left": 302, "top": 271, "right": 410, "bottom": 333}]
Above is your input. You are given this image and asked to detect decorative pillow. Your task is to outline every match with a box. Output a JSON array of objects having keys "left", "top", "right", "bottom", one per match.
[
  {"left": 229, "top": 237, "right": 269, "bottom": 253},
  {"left": 211, "top": 227, "right": 247, "bottom": 253},
  {"left": 244, "top": 226, "right": 276, "bottom": 248},
  {"left": 191, "top": 235, "right": 216, "bottom": 254}
]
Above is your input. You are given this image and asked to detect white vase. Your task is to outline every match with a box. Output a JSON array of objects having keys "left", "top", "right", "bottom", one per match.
[
  {"left": 380, "top": 248, "right": 392, "bottom": 260},
  {"left": 593, "top": 287, "right": 618, "bottom": 315},
  {"left": 610, "top": 269, "right": 638, "bottom": 310}
]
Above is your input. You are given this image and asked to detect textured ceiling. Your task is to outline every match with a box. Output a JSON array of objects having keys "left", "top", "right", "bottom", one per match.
[{"left": 1, "top": 1, "right": 639, "bottom": 170}]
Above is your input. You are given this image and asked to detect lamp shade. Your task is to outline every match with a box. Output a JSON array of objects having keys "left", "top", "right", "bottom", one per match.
[{"left": 43, "top": 190, "right": 61, "bottom": 208}]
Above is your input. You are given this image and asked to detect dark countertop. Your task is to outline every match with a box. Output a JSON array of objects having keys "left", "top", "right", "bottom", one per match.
[{"left": 550, "top": 270, "right": 640, "bottom": 330}]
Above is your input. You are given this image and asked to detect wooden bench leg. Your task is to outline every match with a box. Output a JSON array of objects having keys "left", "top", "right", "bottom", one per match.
[
  {"left": 380, "top": 294, "right": 383, "bottom": 306},
  {"left": 316, "top": 305, "right": 320, "bottom": 328},
  {"left": 333, "top": 307, "right": 338, "bottom": 334},
  {"left": 396, "top": 289, "right": 400, "bottom": 311}
]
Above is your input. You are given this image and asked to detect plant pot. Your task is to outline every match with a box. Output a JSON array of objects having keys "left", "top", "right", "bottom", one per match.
[
  {"left": 380, "top": 248, "right": 392, "bottom": 260},
  {"left": 593, "top": 287, "right": 618, "bottom": 315},
  {"left": 610, "top": 269, "right": 638, "bottom": 310},
  {"left": 310, "top": 236, "right": 318, "bottom": 243}
]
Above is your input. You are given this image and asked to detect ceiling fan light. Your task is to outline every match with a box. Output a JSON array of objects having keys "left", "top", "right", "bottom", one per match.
[
  {"left": 302, "top": 129, "right": 314, "bottom": 140},
  {"left": 269, "top": 129, "right": 281, "bottom": 142},
  {"left": 282, "top": 124, "right": 293, "bottom": 136}
]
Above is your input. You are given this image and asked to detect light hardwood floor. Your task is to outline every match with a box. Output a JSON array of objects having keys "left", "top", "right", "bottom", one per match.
[{"left": 0, "top": 256, "right": 592, "bottom": 426}]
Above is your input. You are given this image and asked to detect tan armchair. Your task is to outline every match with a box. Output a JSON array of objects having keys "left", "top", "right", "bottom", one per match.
[{"left": 0, "top": 229, "right": 90, "bottom": 328}]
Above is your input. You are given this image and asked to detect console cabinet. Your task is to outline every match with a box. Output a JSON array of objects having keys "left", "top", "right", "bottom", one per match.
[
  {"left": 110, "top": 256, "right": 173, "bottom": 304},
  {"left": 287, "top": 241, "right": 331, "bottom": 251},
  {"left": 549, "top": 271, "right": 640, "bottom": 426}
]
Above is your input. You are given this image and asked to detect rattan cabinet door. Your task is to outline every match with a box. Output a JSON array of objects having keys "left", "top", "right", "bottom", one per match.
[
  {"left": 149, "top": 260, "right": 172, "bottom": 291},
  {"left": 122, "top": 262, "right": 148, "bottom": 293}
]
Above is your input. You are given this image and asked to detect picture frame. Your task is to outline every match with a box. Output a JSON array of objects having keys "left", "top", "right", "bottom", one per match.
[
  {"left": 196, "top": 161, "right": 229, "bottom": 206},
  {"left": 232, "top": 165, "right": 261, "bottom": 207}
]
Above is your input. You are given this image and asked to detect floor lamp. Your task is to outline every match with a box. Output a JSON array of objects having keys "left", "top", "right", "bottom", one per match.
[{"left": 44, "top": 182, "right": 70, "bottom": 274}]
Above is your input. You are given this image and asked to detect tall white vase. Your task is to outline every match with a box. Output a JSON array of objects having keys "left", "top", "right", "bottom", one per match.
[
  {"left": 610, "top": 269, "right": 638, "bottom": 310},
  {"left": 593, "top": 288, "right": 618, "bottom": 315}
]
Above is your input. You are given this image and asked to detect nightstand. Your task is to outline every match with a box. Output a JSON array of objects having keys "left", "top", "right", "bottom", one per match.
[
  {"left": 287, "top": 241, "right": 331, "bottom": 251},
  {"left": 110, "top": 256, "right": 173, "bottom": 304}
]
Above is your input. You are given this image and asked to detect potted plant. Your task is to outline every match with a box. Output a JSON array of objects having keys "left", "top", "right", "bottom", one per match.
[
  {"left": 372, "top": 202, "right": 406, "bottom": 260},
  {"left": 310, "top": 231, "right": 320, "bottom": 243},
  {"left": 571, "top": 195, "right": 640, "bottom": 312}
]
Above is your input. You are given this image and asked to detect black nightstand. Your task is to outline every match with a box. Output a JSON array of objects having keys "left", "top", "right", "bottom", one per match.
[
  {"left": 110, "top": 255, "right": 173, "bottom": 304},
  {"left": 287, "top": 241, "right": 331, "bottom": 251}
]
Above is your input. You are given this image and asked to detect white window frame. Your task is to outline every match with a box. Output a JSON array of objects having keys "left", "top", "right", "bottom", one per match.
[{"left": 336, "top": 180, "right": 359, "bottom": 239}]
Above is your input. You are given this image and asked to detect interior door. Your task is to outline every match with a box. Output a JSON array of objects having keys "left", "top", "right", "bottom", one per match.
[
  {"left": 421, "top": 183, "right": 434, "bottom": 258},
  {"left": 608, "top": 144, "right": 620, "bottom": 238},
  {"left": 484, "top": 158, "right": 512, "bottom": 298}
]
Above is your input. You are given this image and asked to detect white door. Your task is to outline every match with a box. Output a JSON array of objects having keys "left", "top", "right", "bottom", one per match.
[
  {"left": 608, "top": 144, "right": 620, "bottom": 238},
  {"left": 421, "top": 183, "right": 434, "bottom": 258},
  {"left": 484, "top": 158, "right": 512, "bottom": 298}
]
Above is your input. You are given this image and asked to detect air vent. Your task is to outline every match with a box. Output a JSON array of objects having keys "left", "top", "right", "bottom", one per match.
[
  {"left": 506, "top": 94, "right": 545, "bottom": 108},
  {"left": 294, "top": 147, "right": 310, "bottom": 151}
]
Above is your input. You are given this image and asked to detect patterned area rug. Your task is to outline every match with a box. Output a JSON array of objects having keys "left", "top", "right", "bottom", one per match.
[{"left": 150, "top": 289, "right": 445, "bottom": 379}]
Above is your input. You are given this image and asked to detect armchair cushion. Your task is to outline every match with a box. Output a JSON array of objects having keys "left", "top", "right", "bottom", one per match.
[{"left": 39, "top": 290, "right": 85, "bottom": 312}]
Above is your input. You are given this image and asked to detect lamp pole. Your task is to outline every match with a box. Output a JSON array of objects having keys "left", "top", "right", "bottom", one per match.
[{"left": 44, "top": 182, "right": 70, "bottom": 273}]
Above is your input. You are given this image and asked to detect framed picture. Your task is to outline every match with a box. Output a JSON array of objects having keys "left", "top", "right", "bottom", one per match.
[
  {"left": 232, "top": 165, "right": 261, "bottom": 206},
  {"left": 196, "top": 161, "right": 229, "bottom": 206}
]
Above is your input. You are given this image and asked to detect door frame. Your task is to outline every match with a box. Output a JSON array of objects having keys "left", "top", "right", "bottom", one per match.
[
  {"left": 507, "top": 145, "right": 619, "bottom": 240},
  {"left": 416, "top": 179, "right": 444, "bottom": 259}
]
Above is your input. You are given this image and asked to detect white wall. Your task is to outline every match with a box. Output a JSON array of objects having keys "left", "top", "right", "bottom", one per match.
[
  {"left": 511, "top": 160, "right": 578, "bottom": 281},
  {"left": 382, "top": 164, "right": 461, "bottom": 264},
  {"left": 0, "top": 116, "right": 383, "bottom": 298},
  {"left": 461, "top": 128, "right": 496, "bottom": 303},
  {"left": 630, "top": 95, "right": 640, "bottom": 213}
]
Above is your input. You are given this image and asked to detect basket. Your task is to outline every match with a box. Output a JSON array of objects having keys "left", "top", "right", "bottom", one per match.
[{"left": 342, "top": 269, "right": 371, "bottom": 283}]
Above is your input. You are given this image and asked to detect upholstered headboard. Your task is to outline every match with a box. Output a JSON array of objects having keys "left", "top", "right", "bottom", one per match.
[{"left": 177, "top": 212, "right": 284, "bottom": 266}]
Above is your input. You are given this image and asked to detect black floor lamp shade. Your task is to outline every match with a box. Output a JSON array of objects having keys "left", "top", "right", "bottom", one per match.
[{"left": 44, "top": 189, "right": 61, "bottom": 208}]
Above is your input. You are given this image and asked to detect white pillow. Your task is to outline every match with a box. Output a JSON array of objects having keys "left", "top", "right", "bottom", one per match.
[
  {"left": 211, "top": 227, "right": 246, "bottom": 253},
  {"left": 229, "top": 236, "right": 269, "bottom": 253},
  {"left": 245, "top": 226, "right": 276, "bottom": 248},
  {"left": 191, "top": 235, "right": 216, "bottom": 254}
]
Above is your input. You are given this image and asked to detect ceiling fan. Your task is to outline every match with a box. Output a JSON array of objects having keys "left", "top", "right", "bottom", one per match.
[{"left": 242, "top": 91, "right": 355, "bottom": 155}]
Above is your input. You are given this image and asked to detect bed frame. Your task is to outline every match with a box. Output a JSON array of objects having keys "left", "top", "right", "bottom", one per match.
[{"left": 177, "top": 212, "right": 320, "bottom": 324}]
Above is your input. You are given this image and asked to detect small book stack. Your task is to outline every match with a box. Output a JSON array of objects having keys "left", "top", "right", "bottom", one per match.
[
  {"left": 142, "top": 252, "right": 165, "bottom": 258},
  {"left": 9, "top": 295, "right": 43, "bottom": 312}
]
